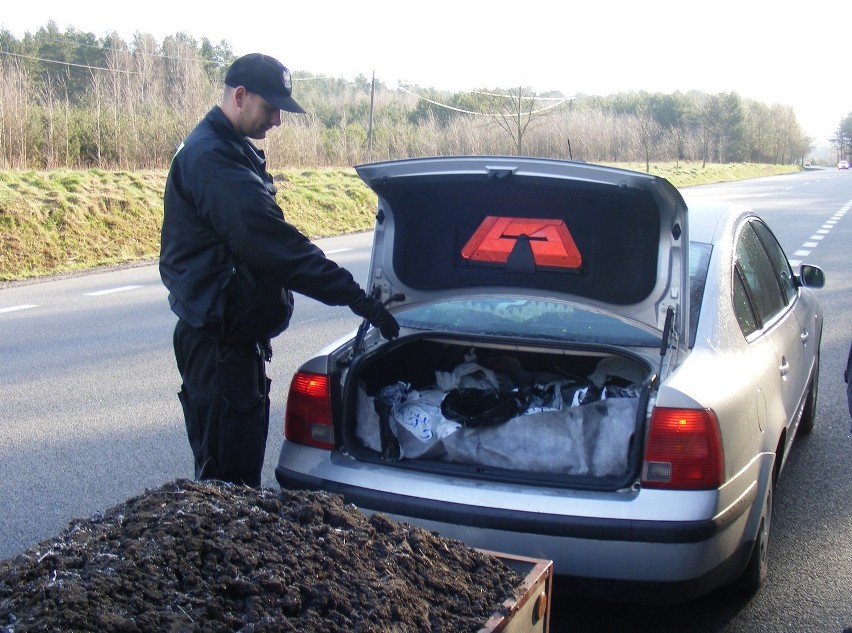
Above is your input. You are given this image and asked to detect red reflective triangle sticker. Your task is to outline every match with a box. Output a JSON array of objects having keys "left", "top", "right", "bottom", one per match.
[{"left": 461, "top": 216, "right": 582, "bottom": 269}]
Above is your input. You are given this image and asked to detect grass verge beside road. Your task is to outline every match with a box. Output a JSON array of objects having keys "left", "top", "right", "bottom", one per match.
[{"left": 0, "top": 162, "right": 799, "bottom": 281}]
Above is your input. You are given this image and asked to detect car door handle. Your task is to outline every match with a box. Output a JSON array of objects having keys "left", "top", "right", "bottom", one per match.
[
  {"left": 800, "top": 330, "right": 809, "bottom": 345},
  {"left": 779, "top": 357, "right": 790, "bottom": 377}
]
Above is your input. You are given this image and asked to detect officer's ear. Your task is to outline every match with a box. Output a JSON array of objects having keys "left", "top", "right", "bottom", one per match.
[{"left": 232, "top": 86, "right": 249, "bottom": 108}]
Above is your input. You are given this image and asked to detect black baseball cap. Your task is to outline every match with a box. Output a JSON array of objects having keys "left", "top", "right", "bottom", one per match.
[{"left": 225, "top": 53, "right": 305, "bottom": 114}]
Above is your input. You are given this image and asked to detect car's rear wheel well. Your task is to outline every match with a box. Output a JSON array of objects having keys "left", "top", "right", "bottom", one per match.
[
  {"left": 773, "top": 436, "right": 784, "bottom": 483},
  {"left": 798, "top": 350, "right": 820, "bottom": 435},
  {"left": 731, "top": 447, "right": 777, "bottom": 596}
]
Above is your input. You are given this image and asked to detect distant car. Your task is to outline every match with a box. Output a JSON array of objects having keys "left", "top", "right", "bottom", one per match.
[
  {"left": 275, "top": 156, "right": 825, "bottom": 603},
  {"left": 838, "top": 160, "right": 849, "bottom": 169}
]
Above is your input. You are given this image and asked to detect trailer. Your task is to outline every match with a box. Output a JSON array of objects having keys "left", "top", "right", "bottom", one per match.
[{"left": 479, "top": 551, "right": 553, "bottom": 633}]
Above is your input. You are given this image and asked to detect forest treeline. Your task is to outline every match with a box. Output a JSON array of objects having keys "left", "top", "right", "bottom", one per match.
[{"left": 0, "top": 21, "right": 842, "bottom": 171}]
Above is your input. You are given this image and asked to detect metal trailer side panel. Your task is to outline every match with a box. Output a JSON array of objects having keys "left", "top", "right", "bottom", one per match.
[{"left": 478, "top": 551, "right": 553, "bottom": 633}]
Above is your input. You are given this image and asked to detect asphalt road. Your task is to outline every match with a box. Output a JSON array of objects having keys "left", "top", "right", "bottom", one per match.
[{"left": 1, "top": 170, "right": 850, "bottom": 632}]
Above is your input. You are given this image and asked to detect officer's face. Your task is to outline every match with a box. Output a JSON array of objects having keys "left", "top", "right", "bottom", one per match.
[{"left": 234, "top": 91, "right": 282, "bottom": 140}]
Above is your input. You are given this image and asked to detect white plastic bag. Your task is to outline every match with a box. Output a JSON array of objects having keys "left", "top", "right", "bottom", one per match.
[{"left": 392, "top": 389, "right": 459, "bottom": 459}]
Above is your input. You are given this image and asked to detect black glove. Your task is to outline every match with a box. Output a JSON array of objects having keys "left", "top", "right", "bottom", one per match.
[{"left": 349, "top": 295, "right": 400, "bottom": 341}]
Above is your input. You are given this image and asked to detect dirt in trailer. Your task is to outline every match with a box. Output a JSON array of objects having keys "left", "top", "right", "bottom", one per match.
[{"left": 0, "top": 479, "right": 523, "bottom": 632}]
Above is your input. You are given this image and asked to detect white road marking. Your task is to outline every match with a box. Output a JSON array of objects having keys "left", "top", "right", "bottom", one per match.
[
  {"left": 84, "top": 285, "right": 144, "bottom": 296},
  {"left": 0, "top": 304, "right": 39, "bottom": 314},
  {"left": 789, "top": 200, "right": 850, "bottom": 269}
]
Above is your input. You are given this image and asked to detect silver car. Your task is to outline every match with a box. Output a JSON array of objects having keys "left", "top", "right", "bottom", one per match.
[{"left": 275, "top": 157, "right": 824, "bottom": 603}]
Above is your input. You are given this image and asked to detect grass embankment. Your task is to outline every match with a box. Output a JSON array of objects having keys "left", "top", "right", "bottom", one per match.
[{"left": 0, "top": 162, "right": 799, "bottom": 281}]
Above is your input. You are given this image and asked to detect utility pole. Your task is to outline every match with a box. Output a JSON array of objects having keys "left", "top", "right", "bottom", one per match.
[{"left": 367, "top": 70, "right": 375, "bottom": 162}]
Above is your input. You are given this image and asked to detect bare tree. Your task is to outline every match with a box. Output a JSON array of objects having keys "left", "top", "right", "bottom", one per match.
[
  {"left": 161, "top": 35, "right": 216, "bottom": 142},
  {"left": 696, "top": 94, "right": 723, "bottom": 167},
  {"left": 0, "top": 60, "right": 32, "bottom": 168},
  {"left": 39, "top": 78, "right": 58, "bottom": 168},
  {"left": 103, "top": 34, "right": 132, "bottom": 168},
  {"left": 473, "top": 87, "right": 567, "bottom": 155},
  {"left": 633, "top": 97, "right": 664, "bottom": 172}
]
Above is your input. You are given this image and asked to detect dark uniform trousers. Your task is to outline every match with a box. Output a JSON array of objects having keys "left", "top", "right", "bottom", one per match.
[{"left": 173, "top": 319, "right": 271, "bottom": 487}]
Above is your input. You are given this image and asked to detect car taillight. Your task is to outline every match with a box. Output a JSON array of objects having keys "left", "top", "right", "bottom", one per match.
[
  {"left": 641, "top": 407, "right": 724, "bottom": 490},
  {"left": 284, "top": 371, "right": 335, "bottom": 450}
]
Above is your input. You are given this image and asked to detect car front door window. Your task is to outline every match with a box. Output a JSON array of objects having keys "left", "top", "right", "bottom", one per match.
[{"left": 750, "top": 220, "right": 797, "bottom": 306}]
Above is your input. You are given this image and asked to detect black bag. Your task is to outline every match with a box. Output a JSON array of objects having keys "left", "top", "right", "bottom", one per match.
[
  {"left": 440, "top": 388, "right": 529, "bottom": 428},
  {"left": 222, "top": 262, "right": 293, "bottom": 345}
]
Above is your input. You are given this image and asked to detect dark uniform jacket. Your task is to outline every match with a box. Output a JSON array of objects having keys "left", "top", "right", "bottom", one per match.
[
  {"left": 846, "top": 341, "right": 852, "bottom": 421},
  {"left": 160, "top": 106, "right": 367, "bottom": 343}
]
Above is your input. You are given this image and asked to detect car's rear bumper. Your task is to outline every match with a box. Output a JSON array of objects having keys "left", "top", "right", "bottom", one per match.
[
  {"left": 277, "top": 463, "right": 719, "bottom": 544},
  {"left": 275, "top": 441, "right": 757, "bottom": 600},
  {"left": 277, "top": 463, "right": 754, "bottom": 603}
]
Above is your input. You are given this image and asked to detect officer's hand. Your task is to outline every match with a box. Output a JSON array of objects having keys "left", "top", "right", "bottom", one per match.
[
  {"left": 349, "top": 295, "right": 400, "bottom": 341},
  {"left": 371, "top": 305, "right": 400, "bottom": 341}
]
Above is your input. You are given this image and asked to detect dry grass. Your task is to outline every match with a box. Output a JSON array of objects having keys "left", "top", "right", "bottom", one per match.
[
  {"left": 604, "top": 161, "right": 800, "bottom": 187},
  {"left": 0, "top": 162, "right": 801, "bottom": 281},
  {"left": 0, "top": 168, "right": 375, "bottom": 281},
  {"left": 0, "top": 170, "right": 166, "bottom": 279}
]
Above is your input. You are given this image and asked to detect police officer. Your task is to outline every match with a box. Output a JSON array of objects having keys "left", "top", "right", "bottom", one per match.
[
  {"left": 845, "top": 341, "right": 852, "bottom": 425},
  {"left": 160, "top": 53, "right": 398, "bottom": 487}
]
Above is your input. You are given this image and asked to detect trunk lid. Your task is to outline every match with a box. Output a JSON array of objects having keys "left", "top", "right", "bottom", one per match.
[{"left": 355, "top": 156, "right": 688, "bottom": 341}]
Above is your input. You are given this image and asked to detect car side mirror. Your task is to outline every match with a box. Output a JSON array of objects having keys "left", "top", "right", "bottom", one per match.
[{"left": 797, "top": 264, "right": 825, "bottom": 289}]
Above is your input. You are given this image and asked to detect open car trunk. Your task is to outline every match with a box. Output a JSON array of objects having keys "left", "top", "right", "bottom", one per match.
[{"left": 341, "top": 335, "right": 656, "bottom": 491}]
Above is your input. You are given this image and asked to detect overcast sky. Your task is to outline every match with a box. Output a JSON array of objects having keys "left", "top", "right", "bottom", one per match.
[{"left": 3, "top": 0, "right": 850, "bottom": 146}]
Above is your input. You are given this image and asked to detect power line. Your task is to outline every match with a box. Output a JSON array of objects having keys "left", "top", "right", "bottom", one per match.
[
  {"left": 398, "top": 85, "right": 571, "bottom": 117},
  {"left": 0, "top": 33, "right": 227, "bottom": 74},
  {"left": 0, "top": 50, "right": 140, "bottom": 74},
  {"left": 0, "top": 48, "right": 384, "bottom": 85},
  {"left": 21, "top": 33, "right": 379, "bottom": 80},
  {"left": 4, "top": 33, "right": 384, "bottom": 79},
  {"left": 2, "top": 34, "right": 571, "bottom": 103},
  {"left": 397, "top": 85, "right": 493, "bottom": 116},
  {"left": 470, "top": 89, "right": 570, "bottom": 102},
  {"left": 8, "top": 30, "right": 226, "bottom": 63},
  {"left": 33, "top": 35, "right": 213, "bottom": 63}
]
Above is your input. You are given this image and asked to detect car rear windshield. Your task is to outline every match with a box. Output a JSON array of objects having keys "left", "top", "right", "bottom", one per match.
[
  {"left": 689, "top": 241, "right": 712, "bottom": 348},
  {"left": 395, "top": 298, "right": 661, "bottom": 346}
]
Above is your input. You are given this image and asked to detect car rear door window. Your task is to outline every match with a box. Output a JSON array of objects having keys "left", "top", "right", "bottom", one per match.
[
  {"left": 733, "top": 268, "right": 759, "bottom": 336},
  {"left": 735, "top": 223, "right": 786, "bottom": 331}
]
